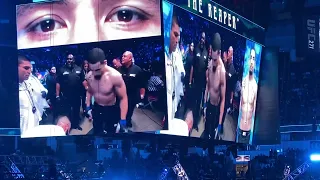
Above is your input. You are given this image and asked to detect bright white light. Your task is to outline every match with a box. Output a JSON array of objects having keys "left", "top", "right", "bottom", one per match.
[{"left": 310, "top": 154, "right": 320, "bottom": 161}]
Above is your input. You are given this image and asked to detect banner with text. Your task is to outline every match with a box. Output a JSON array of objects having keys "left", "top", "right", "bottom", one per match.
[{"left": 165, "top": 0, "right": 265, "bottom": 45}]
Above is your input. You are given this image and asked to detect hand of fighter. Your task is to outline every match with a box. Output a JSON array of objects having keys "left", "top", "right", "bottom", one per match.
[
  {"left": 41, "top": 91, "right": 47, "bottom": 98},
  {"left": 217, "top": 124, "right": 222, "bottom": 134},
  {"left": 56, "top": 96, "right": 61, "bottom": 102},
  {"left": 120, "top": 119, "right": 126, "bottom": 128},
  {"left": 85, "top": 106, "right": 92, "bottom": 119},
  {"left": 203, "top": 103, "right": 207, "bottom": 120}
]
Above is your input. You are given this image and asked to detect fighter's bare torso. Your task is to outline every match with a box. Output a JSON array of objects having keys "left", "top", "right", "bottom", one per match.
[
  {"left": 86, "top": 66, "right": 121, "bottom": 106},
  {"left": 207, "top": 63, "right": 225, "bottom": 105},
  {"left": 239, "top": 76, "right": 257, "bottom": 131}
]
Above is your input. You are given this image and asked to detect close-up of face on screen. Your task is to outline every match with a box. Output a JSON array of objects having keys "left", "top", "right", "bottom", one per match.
[{"left": 16, "top": 0, "right": 161, "bottom": 49}]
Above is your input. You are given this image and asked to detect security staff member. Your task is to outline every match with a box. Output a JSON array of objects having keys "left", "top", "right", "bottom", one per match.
[
  {"left": 224, "top": 47, "right": 236, "bottom": 108},
  {"left": 189, "top": 32, "right": 208, "bottom": 131},
  {"left": 56, "top": 54, "right": 86, "bottom": 130},
  {"left": 223, "top": 46, "right": 236, "bottom": 127},
  {"left": 120, "top": 51, "right": 146, "bottom": 128}
]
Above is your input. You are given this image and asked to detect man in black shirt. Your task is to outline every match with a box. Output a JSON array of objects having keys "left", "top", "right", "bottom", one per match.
[
  {"left": 120, "top": 51, "right": 146, "bottom": 128},
  {"left": 56, "top": 54, "right": 86, "bottom": 130},
  {"left": 224, "top": 46, "right": 236, "bottom": 113},
  {"left": 189, "top": 32, "right": 208, "bottom": 130}
]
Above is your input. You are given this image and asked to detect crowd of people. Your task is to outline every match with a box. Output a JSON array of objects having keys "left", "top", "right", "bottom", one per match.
[
  {"left": 2, "top": 135, "right": 319, "bottom": 180},
  {"left": 279, "top": 59, "right": 320, "bottom": 126}
]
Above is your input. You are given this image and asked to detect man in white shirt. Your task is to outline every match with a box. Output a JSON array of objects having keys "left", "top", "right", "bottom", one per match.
[
  {"left": 18, "top": 56, "right": 40, "bottom": 136},
  {"left": 22, "top": 116, "right": 71, "bottom": 138},
  {"left": 162, "top": 13, "right": 189, "bottom": 136},
  {"left": 166, "top": 14, "right": 185, "bottom": 121},
  {"left": 27, "top": 65, "right": 49, "bottom": 119}
]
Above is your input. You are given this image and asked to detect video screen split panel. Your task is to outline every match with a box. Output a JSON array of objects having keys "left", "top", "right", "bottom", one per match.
[
  {"left": 13, "top": 0, "right": 267, "bottom": 145},
  {"left": 17, "top": 0, "right": 167, "bottom": 138},
  {"left": 160, "top": 0, "right": 262, "bottom": 144},
  {"left": 16, "top": 0, "right": 162, "bottom": 49}
]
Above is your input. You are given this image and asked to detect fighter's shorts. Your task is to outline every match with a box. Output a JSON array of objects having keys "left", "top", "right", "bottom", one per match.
[
  {"left": 206, "top": 102, "right": 220, "bottom": 129},
  {"left": 92, "top": 103, "right": 120, "bottom": 134},
  {"left": 237, "top": 129, "right": 250, "bottom": 144}
]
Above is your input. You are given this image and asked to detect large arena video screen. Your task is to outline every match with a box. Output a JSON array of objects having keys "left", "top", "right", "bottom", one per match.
[
  {"left": 161, "top": 0, "right": 263, "bottom": 144},
  {"left": 16, "top": 0, "right": 161, "bottom": 50},
  {"left": 16, "top": 0, "right": 167, "bottom": 138}
]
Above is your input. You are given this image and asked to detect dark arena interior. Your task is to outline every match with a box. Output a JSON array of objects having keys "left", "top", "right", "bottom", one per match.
[{"left": 1, "top": 0, "right": 320, "bottom": 179}]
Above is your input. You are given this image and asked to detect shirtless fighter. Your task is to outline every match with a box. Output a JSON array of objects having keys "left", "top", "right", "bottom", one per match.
[
  {"left": 85, "top": 48, "right": 128, "bottom": 135},
  {"left": 238, "top": 48, "right": 258, "bottom": 144},
  {"left": 203, "top": 33, "right": 226, "bottom": 139}
]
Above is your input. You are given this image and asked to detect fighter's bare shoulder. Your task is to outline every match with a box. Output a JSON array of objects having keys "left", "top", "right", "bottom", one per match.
[
  {"left": 106, "top": 66, "right": 122, "bottom": 77},
  {"left": 219, "top": 64, "right": 226, "bottom": 81},
  {"left": 219, "top": 63, "right": 226, "bottom": 73},
  {"left": 106, "top": 66, "right": 123, "bottom": 86}
]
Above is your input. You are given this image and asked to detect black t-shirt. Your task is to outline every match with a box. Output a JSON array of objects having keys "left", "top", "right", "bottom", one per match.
[
  {"left": 184, "top": 53, "right": 194, "bottom": 80},
  {"left": 45, "top": 74, "right": 57, "bottom": 99},
  {"left": 119, "top": 64, "right": 145, "bottom": 99},
  {"left": 56, "top": 65, "right": 84, "bottom": 97},
  {"left": 224, "top": 62, "right": 236, "bottom": 100},
  {"left": 193, "top": 45, "right": 208, "bottom": 84}
]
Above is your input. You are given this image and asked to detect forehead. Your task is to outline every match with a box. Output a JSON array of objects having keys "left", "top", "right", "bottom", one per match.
[
  {"left": 172, "top": 23, "right": 180, "bottom": 31},
  {"left": 89, "top": 62, "right": 101, "bottom": 69},
  {"left": 19, "top": 60, "right": 31, "bottom": 66},
  {"left": 67, "top": 54, "right": 73, "bottom": 58},
  {"left": 123, "top": 52, "right": 131, "bottom": 57},
  {"left": 211, "top": 50, "right": 219, "bottom": 58}
]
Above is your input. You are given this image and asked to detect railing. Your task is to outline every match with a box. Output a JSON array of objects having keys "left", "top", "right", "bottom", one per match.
[{"left": 283, "top": 161, "right": 311, "bottom": 180}]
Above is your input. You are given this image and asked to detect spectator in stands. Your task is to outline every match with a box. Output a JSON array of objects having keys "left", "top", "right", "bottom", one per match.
[
  {"left": 112, "top": 58, "right": 122, "bottom": 71},
  {"left": 82, "top": 60, "right": 90, "bottom": 114},
  {"left": 147, "top": 69, "right": 164, "bottom": 95}
]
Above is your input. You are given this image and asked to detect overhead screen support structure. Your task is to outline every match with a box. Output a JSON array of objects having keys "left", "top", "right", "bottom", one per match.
[{"left": 282, "top": 161, "right": 311, "bottom": 180}]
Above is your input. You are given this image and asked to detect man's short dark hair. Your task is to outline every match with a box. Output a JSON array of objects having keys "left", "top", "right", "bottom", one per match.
[
  {"left": 18, "top": 55, "right": 30, "bottom": 65},
  {"left": 172, "top": 11, "right": 179, "bottom": 28},
  {"left": 87, "top": 48, "right": 106, "bottom": 64},
  {"left": 211, "top": 33, "right": 221, "bottom": 52}
]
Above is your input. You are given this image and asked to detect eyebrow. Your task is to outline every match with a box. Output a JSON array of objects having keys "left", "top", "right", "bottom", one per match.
[{"left": 17, "top": 0, "right": 69, "bottom": 17}]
